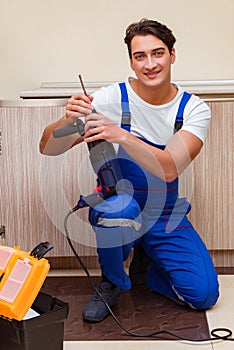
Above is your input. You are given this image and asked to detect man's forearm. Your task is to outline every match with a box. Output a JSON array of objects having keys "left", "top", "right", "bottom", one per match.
[{"left": 39, "top": 116, "right": 82, "bottom": 156}]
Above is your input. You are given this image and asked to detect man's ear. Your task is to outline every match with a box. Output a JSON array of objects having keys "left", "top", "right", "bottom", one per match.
[{"left": 171, "top": 48, "right": 176, "bottom": 64}]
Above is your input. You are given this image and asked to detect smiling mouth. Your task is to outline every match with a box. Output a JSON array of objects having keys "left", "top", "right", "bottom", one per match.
[{"left": 145, "top": 71, "right": 161, "bottom": 79}]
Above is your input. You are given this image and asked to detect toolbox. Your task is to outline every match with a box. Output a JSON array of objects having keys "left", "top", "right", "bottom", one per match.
[
  {"left": 0, "top": 242, "right": 69, "bottom": 349},
  {"left": 0, "top": 242, "right": 53, "bottom": 320},
  {"left": 0, "top": 291, "right": 69, "bottom": 350}
]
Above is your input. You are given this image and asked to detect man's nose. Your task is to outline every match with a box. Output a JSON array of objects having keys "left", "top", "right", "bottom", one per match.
[{"left": 145, "top": 55, "right": 157, "bottom": 69}]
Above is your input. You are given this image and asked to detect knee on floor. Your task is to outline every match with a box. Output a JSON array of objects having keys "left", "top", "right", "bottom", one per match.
[{"left": 175, "top": 278, "right": 220, "bottom": 310}]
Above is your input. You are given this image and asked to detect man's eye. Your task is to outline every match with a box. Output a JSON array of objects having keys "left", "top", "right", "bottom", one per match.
[
  {"left": 135, "top": 55, "right": 144, "bottom": 60},
  {"left": 154, "top": 51, "right": 164, "bottom": 57}
]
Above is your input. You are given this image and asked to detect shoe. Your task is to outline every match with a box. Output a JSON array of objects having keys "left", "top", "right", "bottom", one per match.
[
  {"left": 82, "top": 281, "right": 120, "bottom": 322},
  {"left": 129, "top": 245, "right": 150, "bottom": 285}
]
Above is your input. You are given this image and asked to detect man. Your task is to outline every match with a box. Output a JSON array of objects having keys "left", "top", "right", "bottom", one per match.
[{"left": 40, "top": 18, "right": 219, "bottom": 323}]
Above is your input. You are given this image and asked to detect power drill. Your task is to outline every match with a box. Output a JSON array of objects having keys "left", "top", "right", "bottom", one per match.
[{"left": 52, "top": 77, "right": 123, "bottom": 208}]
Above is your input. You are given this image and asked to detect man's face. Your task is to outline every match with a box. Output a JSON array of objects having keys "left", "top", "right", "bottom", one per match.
[{"left": 129, "top": 34, "right": 175, "bottom": 88}]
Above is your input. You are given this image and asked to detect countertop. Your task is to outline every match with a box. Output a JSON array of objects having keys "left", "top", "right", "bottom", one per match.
[
  {"left": 0, "top": 98, "right": 68, "bottom": 107},
  {"left": 20, "top": 80, "right": 234, "bottom": 100},
  {"left": 1, "top": 80, "right": 234, "bottom": 107}
]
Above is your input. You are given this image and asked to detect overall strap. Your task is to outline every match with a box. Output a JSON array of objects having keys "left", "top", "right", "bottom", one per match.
[
  {"left": 119, "top": 82, "right": 131, "bottom": 132},
  {"left": 119, "top": 83, "right": 191, "bottom": 133},
  {"left": 174, "top": 91, "right": 192, "bottom": 133}
]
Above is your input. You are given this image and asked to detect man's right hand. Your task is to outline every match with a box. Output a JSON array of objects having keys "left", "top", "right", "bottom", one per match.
[{"left": 65, "top": 93, "right": 94, "bottom": 124}]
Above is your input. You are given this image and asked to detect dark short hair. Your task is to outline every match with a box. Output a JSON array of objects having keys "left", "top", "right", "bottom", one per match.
[{"left": 124, "top": 18, "right": 176, "bottom": 57}]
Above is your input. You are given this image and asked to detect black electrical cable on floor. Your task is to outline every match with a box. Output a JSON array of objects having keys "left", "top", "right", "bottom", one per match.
[{"left": 64, "top": 206, "right": 234, "bottom": 342}]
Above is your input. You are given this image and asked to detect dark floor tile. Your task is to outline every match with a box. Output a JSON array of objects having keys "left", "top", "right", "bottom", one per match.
[{"left": 42, "top": 276, "right": 210, "bottom": 341}]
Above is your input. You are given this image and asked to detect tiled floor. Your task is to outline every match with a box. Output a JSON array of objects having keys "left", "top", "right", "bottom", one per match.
[
  {"left": 46, "top": 271, "right": 234, "bottom": 349},
  {"left": 206, "top": 275, "right": 234, "bottom": 350}
]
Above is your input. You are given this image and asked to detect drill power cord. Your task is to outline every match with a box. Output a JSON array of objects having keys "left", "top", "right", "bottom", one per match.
[{"left": 64, "top": 204, "right": 234, "bottom": 342}]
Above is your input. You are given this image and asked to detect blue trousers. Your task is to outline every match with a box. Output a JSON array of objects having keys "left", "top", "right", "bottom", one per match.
[{"left": 95, "top": 213, "right": 219, "bottom": 310}]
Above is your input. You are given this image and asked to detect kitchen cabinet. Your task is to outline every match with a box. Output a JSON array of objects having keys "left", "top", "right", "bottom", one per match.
[
  {"left": 1, "top": 83, "right": 234, "bottom": 267},
  {"left": 0, "top": 100, "right": 97, "bottom": 258}
]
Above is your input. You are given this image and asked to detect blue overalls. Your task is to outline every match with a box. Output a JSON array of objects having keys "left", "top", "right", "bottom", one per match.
[{"left": 89, "top": 83, "right": 219, "bottom": 309}]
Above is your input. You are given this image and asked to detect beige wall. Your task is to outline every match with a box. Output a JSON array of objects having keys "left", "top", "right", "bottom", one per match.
[{"left": 0, "top": 0, "right": 234, "bottom": 100}]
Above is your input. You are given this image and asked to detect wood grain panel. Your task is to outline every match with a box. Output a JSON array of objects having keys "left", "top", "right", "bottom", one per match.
[
  {"left": 0, "top": 105, "right": 97, "bottom": 257},
  {"left": 0, "top": 99, "right": 233, "bottom": 267},
  {"left": 181, "top": 101, "right": 234, "bottom": 249},
  {"left": 210, "top": 250, "right": 234, "bottom": 267}
]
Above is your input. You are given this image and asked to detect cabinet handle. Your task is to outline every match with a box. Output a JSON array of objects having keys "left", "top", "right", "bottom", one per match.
[{"left": 0, "top": 225, "right": 5, "bottom": 238}]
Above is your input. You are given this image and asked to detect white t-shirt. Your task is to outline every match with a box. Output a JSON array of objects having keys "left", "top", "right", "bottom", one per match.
[{"left": 92, "top": 78, "right": 211, "bottom": 146}]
